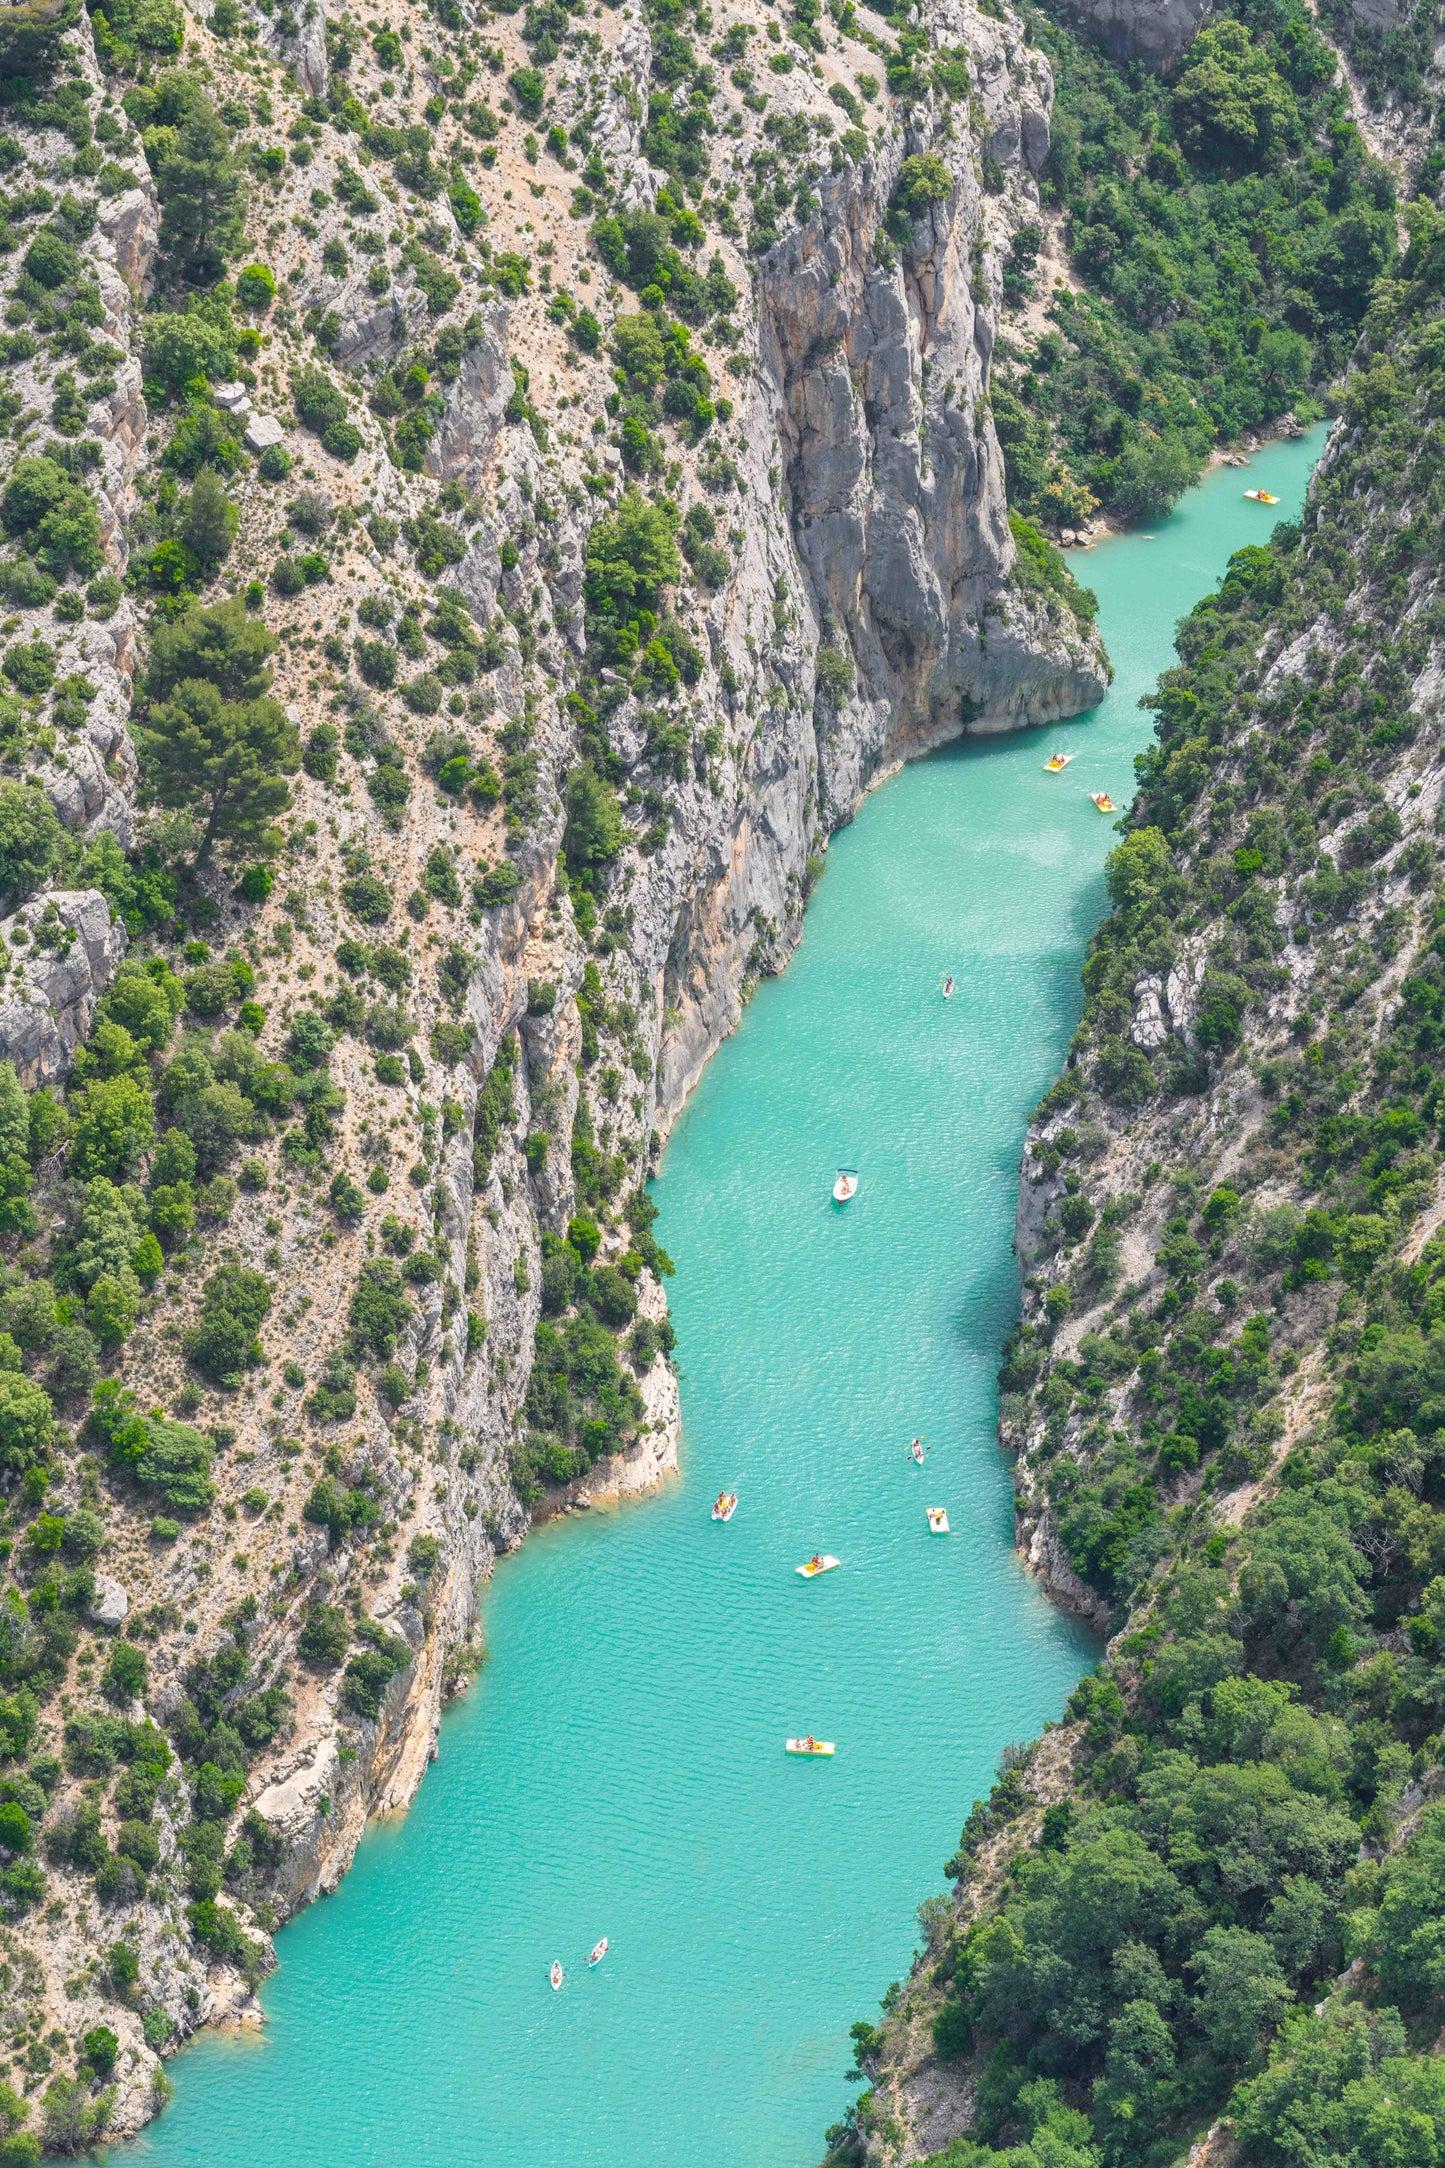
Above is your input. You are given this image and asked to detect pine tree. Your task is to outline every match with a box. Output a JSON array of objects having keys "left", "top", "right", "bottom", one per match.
[
  {"left": 136, "top": 682, "right": 299, "bottom": 863},
  {"left": 179, "top": 469, "right": 237, "bottom": 575},
  {"left": 136, "top": 600, "right": 297, "bottom": 862},
  {"left": 155, "top": 101, "right": 247, "bottom": 278}
]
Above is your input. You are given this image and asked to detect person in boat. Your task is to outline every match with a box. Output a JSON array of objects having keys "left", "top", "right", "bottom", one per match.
[{"left": 808, "top": 1554, "right": 823, "bottom": 1569}]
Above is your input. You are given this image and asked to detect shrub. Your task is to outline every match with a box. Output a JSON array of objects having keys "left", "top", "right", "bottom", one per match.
[
  {"left": 340, "top": 1636, "right": 410, "bottom": 1718},
  {"left": 187, "top": 1262, "right": 271, "bottom": 1386},
  {"left": 894, "top": 153, "right": 951, "bottom": 217},
  {"left": 408, "top": 1533, "right": 441, "bottom": 1575},
  {"left": 298, "top": 1602, "right": 349, "bottom": 1669},
  {"left": 341, "top": 872, "right": 392, "bottom": 923},
  {"left": 347, "top": 1259, "right": 410, "bottom": 1359},
  {"left": 236, "top": 262, "right": 276, "bottom": 311},
  {"left": 0, "top": 782, "right": 63, "bottom": 910}
]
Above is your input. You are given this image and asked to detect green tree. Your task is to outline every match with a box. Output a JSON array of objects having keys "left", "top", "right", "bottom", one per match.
[
  {"left": 79, "top": 2027, "right": 117, "bottom": 2079},
  {"left": 563, "top": 765, "right": 626, "bottom": 882},
  {"left": 156, "top": 98, "right": 247, "bottom": 276},
  {"left": 179, "top": 468, "right": 237, "bottom": 574},
  {"left": 611, "top": 313, "right": 666, "bottom": 391},
  {"left": 137, "top": 677, "right": 298, "bottom": 863},
  {"left": 1174, "top": 20, "right": 1299, "bottom": 169},
  {"left": 1110, "top": 431, "right": 1202, "bottom": 521},
  {"left": 146, "top": 595, "right": 276, "bottom": 703},
  {"left": 1256, "top": 328, "right": 1309, "bottom": 404},
  {"left": 0, "top": 456, "right": 102, "bottom": 575},
  {"left": 40, "top": 2077, "right": 110, "bottom": 2156},
  {"left": 0, "top": 781, "right": 62, "bottom": 909},
  {"left": 0, "top": 1374, "right": 53, "bottom": 1470},
  {"left": 85, "top": 1274, "right": 137, "bottom": 1348},
  {"left": 101, "top": 1640, "right": 147, "bottom": 1706},
  {"left": 1189, "top": 1924, "right": 1293, "bottom": 2062},
  {"left": 127, "top": 1414, "right": 215, "bottom": 1510},
  {"left": 894, "top": 152, "right": 952, "bottom": 216},
  {"left": 297, "top": 1602, "right": 349, "bottom": 1669},
  {"left": 67, "top": 1075, "right": 156, "bottom": 1180},
  {"left": 187, "top": 1261, "right": 270, "bottom": 1386},
  {"left": 142, "top": 296, "right": 236, "bottom": 392},
  {"left": 582, "top": 490, "right": 681, "bottom": 636}
]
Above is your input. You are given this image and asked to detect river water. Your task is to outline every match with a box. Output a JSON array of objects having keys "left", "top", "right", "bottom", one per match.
[{"left": 131, "top": 429, "right": 1323, "bottom": 2168}]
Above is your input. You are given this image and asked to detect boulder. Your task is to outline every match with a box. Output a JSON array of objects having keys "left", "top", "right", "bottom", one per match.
[
  {"left": 90, "top": 1575, "right": 129, "bottom": 1630},
  {"left": 245, "top": 413, "right": 286, "bottom": 452},
  {"left": 212, "top": 382, "right": 252, "bottom": 415},
  {"left": 0, "top": 890, "right": 127, "bottom": 1089}
]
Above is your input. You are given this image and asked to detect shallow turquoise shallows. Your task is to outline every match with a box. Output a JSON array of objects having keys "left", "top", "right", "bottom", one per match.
[{"left": 133, "top": 430, "right": 1323, "bottom": 2168}]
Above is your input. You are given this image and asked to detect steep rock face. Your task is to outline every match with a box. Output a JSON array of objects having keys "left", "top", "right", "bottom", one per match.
[
  {"left": 186, "top": 0, "right": 1109, "bottom": 1926},
  {"left": 764, "top": 119, "right": 1106, "bottom": 828},
  {"left": 2, "top": 0, "right": 1118, "bottom": 2119},
  {"left": 197, "top": 8, "right": 1112, "bottom": 2015},
  {"left": 0, "top": 890, "right": 128, "bottom": 1089},
  {"left": 1059, "top": 0, "right": 1211, "bottom": 72}
]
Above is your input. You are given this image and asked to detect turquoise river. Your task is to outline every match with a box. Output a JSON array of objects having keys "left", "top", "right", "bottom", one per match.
[{"left": 131, "top": 428, "right": 1324, "bottom": 2168}]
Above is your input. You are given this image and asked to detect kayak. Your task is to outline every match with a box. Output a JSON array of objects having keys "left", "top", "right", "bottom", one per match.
[
  {"left": 927, "top": 1507, "right": 950, "bottom": 1535},
  {"left": 786, "top": 1736, "right": 835, "bottom": 1756},
  {"left": 1244, "top": 489, "right": 1279, "bottom": 504},
  {"left": 1044, "top": 752, "right": 1072, "bottom": 772},
  {"left": 588, "top": 1938, "right": 608, "bottom": 1968},
  {"left": 796, "top": 1554, "right": 840, "bottom": 1578},
  {"left": 549, "top": 1961, "right": 564, "bottom": 1991},
  {"left": 1091, "top": 793, "right": 1117, "bottom": 813},
  {"left": 941, "top": 975, "right": 956, "bottom": 998},
  {"left": 832, "top": 1168, "right": 859, "bottom": 1202},
  {"left": 712, "top": 1491, "right": 738, "bottom": 1522}
]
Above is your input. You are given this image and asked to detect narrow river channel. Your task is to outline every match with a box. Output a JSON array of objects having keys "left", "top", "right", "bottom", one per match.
[{"left": 132, "top": 427, "right": 1324, "bottom": 2168}]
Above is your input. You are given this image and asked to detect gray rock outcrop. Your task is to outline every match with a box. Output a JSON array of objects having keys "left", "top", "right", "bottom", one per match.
[
  {"left": 90, "top": 1576, "right": 129, "bottom": 1629},
  {"left": 0, "top": 890, "right": 127, "bottom": 1089},
  {"left": 1061, "top": 0, "right": 1211, "bottom": 72}
]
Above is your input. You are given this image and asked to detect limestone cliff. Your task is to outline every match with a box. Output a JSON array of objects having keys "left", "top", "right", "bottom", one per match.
[{"left": 0, "top": 0, "right": 1108, "bottom": 2139}]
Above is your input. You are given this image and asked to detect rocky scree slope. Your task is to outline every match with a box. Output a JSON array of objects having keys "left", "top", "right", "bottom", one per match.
[
  {"left": 827, "top": 203, "right": 1445, "bottom": 2168},
  {"left": 0, "top": 0, "right": 1106, "bottom": 2144}
]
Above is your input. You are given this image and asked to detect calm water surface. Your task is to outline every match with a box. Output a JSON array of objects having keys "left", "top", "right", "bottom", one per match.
[{"left": 132, "top": 430, "right": 1323, "bottom": 2168}]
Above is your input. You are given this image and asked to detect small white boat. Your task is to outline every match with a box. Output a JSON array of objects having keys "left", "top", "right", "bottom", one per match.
[
  {"left": 1091, "top": 792, "right": 1117, "bottom": 814},
  {"left": 587, "top": 1938, "right": 608, "bottom": 1968},
  {"left": 549, "top": 1961, "right": 564, "bottom": 1991},
  {"left": 786, "top": 1735, "right": 835, "bottom": 1756},
  {"left": 1043, "top": 752, "right": 1072, "bottom": 773},
  {"left": 927, "top": 1507, "right": 950, "bottom": 1535},
  {"left": 909, "top": 1439, "right": 925, "bottom": 1464},
  {"left": 712, "top": 1491, "right": 738, "bottom": 1522},
  {"left": 796, "top": 1553, "right": 840, "bottom": 1578},
  {"left": 833, "top": 1167, "right": 859, "bottom": 1203},
  {"left": 941, "top": 975, "right": 956, "bottom": 999},
  {"left": 1244, "top": 489, "right": 1279, "bottom": 505}
]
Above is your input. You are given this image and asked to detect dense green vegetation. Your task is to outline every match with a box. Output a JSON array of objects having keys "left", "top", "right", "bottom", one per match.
[
  {"left": 993, "top": 0, "right": 1398, "bottom": 525},
  {"left": 830, "top": 145, "right": 1445, "bottom": 2168}
]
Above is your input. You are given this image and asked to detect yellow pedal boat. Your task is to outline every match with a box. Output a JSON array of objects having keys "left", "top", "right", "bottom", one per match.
[
  {"left": 927, "top": 1507, "right": 950, "bottom": 1535},
  {"left": 796, "top": 1554, "right": 840, "bottom": 1578},
  {"left": 786, "top": 1736, "right": 835, "bottom": 1756}
]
